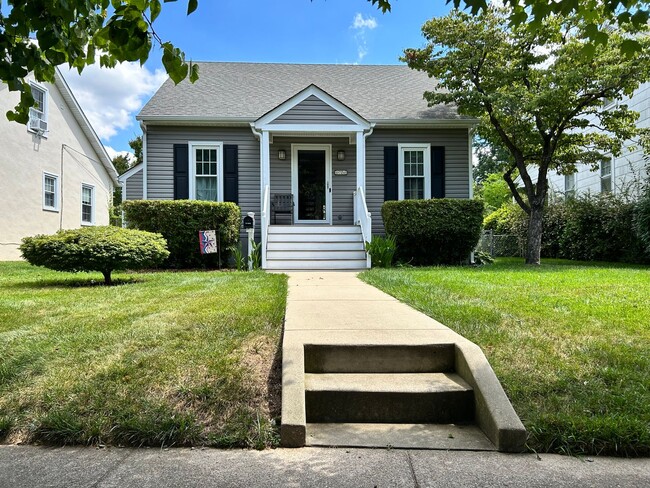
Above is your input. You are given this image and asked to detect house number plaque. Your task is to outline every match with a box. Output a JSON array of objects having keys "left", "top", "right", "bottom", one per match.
[{"left": 334, "top": 170, "right": 348, "bottom": 176}]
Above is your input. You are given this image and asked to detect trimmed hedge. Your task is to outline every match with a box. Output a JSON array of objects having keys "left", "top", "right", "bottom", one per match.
[
  {"left": 20, "top": 226, "right": 169, "bottom": 285},
  {"left": 123, "top": 200, "right": 241, "bottom": 268},
  {"left": 382, "top": 199, "right": 484, "bottom": 265},
  {"left": 483, "top": 194, "right": 650, "bottom": 263},
  {"left": 635, "top": 188, "right": 650, "bottom": 255}
]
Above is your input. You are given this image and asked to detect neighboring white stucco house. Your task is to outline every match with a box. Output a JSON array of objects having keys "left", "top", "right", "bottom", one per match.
[
  {"left": 0, "top": 69, "right": 118, "bottom": 260},
  {"left": 541, "top": 82, "right": 650, "bottom": 199}
]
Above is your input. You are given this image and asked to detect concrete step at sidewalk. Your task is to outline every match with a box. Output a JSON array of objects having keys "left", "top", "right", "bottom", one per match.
[
  {"left": 305, "top": 372, "right": 474, "bottom": 424},
  {"left": 304, "top": 344, "right": 455, "bottom": 373},
  {"left": 306, "top": 423, "right": 496, "bottom": 451}
]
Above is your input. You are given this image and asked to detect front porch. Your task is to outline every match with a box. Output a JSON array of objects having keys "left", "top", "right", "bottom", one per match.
[{"left": 251, "top": 85, "right": 374, "bottom": 270}]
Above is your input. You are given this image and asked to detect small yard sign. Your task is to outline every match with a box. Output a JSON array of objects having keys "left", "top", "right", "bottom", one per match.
[{"left": 199, "top": 230, "right": 218, "bottom": 254}]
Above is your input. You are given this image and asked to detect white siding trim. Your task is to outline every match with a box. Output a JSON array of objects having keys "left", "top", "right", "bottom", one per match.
[
  {"left": 142, "top": 129, "right": 148, "bottom": 199},
  {"left": 255, "top": 84, "right": 370, "bottom": 129},
  {"left": 188, "top": 141, "right": 224, "bottom": 202},
  {"left": 398, "top": 143, "right": 431, "bottom": 200}
]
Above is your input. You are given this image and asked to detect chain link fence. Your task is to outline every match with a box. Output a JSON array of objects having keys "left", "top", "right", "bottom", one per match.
[{"left": 476, "top": 230, "right": 525, "bottom": 257}]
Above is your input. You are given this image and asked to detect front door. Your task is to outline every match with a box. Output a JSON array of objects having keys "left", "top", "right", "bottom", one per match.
[{"left": 292, "top": 145, "right": 331, "bottom": 223}]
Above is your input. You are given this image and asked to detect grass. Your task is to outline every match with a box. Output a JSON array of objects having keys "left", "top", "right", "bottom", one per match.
[
  {"left": 360, "top": 258, "right": 650, "bottom": 457},
  {"left": 0, "top": 262, "right": 287, "bottom": 449}
]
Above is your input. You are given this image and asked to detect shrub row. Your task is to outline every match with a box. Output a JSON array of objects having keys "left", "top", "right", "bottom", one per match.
[
  {"left": 123, "top": 200, "right": 241, "bottom": 269},
  {"left": 484, "top": 192, "right": 650, "bottom": 263},
  {"left": 382, "top": 199, "right": 484, "bottom": 265}
]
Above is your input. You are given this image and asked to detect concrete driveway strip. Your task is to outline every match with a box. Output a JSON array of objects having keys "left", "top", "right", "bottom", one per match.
[{"left": 1, "top": 446, "right": 649, "bottom": 487}]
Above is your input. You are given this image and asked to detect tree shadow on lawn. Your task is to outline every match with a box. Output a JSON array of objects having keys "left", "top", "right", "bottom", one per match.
[
  {"left": 472, "top": 259, "right": 650, "bottom": 274},
  {"left": 5, "top": 277, "right": 144, "bottom": 289}
]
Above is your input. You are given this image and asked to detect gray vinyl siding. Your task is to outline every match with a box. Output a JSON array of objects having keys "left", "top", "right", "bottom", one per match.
[
  {"left": 123, "top": 168, "right": 143, "bottom": 200},
  {"left": 270, "top": 137, "right": 355, "bottom": 225},
  {"left": 145, "top": 126, "right": 260, "bottom": 240},
  {"left": 271, "top": 95, "right": 355, "bottom": 125},
  {"left": 366, "top": 128, "right": 471, "bottom": 235},
  {"left": 145, "top": 126, "right": 470, "bottom": 241}
]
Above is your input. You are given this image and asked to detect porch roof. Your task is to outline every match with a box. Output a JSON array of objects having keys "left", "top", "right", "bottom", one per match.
[{"left": 138, "top": 62, "right": 475, "bottom": 125}]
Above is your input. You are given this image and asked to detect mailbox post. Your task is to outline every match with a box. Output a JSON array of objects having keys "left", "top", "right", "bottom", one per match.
[{"left": 243, "top": 212, "right": 255, "bottom": 271}]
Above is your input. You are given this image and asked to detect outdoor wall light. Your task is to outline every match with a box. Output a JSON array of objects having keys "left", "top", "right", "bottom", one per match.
[
  {"left": 337, "top": 150, "right": 345, "bottom": 161},
  {"left": 278, "top": 149, "right": 286, "bottom": 160}
]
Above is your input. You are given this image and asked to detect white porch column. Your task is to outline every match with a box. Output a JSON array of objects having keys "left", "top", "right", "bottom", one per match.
[
  {"left": 261, "top": 130, "right": 271, "bottom": 191},
  {"left": 260, "top": 130, "right": 271, "bottom": 269},
  {"left": 356, "top": 130, "right": 366, "bottom": 194}
]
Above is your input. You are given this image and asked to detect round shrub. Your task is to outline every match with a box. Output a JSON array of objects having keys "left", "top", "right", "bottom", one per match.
[
  {"left": 123, "top": 200, "right": 241, "bottom": 269},
  {"left": 381, "top": 199, "right": 484, "bottom": 265},
  {"left": 20, "top": 226, "right": 170, "bottom": 285}
]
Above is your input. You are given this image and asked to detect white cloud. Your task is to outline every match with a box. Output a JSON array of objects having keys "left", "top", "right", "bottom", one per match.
[
  {"left": 63, "top": 61, "right": 167, "bottom": 141},
  {"left": 105, "top": 146, "right": 136, "bottom": 163},
  {"left": 350, "top": 13, "right": 378, "bottom": 64},
  {"left": 352, "top": 13, "right": 378, "bottom": 30}
]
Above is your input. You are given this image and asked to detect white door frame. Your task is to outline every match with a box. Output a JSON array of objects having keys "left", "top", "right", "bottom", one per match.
[{"left": 291, "top": 144, "right": 332, "bottom": 224}]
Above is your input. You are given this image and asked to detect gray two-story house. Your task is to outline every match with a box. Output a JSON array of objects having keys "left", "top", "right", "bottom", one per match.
[{"left": 121, "top": 62, "right": 476, "bottom": 269}]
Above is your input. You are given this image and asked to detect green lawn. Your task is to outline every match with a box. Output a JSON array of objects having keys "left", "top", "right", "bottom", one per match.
[
  {"left": 0, "top": 262, "right": 287, "bottom": 448},
  {"left": 361, "top": 258, "right": 650, "bottom": 457}
]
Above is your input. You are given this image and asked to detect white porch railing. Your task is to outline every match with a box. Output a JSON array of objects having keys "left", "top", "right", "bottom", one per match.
[
  {"left": 354, "top": 186, "right": 372, "bottom": 268},
  {"left": 261, "top": 184, "right": 270, "bottom": 269}
]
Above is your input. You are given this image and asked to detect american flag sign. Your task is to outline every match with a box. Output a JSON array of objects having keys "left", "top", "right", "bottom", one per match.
[{"left": 199, "top": 230, "right": 218, "bottom": 254}]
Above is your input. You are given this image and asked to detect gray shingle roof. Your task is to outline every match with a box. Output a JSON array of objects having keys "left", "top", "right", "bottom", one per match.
[{"left": 138, "top": 62, "right": 468, "bottom": 123}]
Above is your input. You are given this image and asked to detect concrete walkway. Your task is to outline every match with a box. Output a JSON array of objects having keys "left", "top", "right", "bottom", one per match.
[
  {"left": 1, "top": 445, "right": 649, "bottom": 487},
  {"left": 281, "top": 271, "right": 525, "bottom": 450}
]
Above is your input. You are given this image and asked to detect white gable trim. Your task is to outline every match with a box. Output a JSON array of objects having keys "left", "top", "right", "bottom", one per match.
[
  {"left": 117, "top": 163, "right": 143, "bottom": 184},
  {"left": 254, "top": 84, "right": 370, "bottom": 131}
]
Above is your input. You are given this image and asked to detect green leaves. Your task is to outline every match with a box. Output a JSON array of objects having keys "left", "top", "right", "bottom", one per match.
[{"left": 1, "top": 0, "right": 200, "bottom": 125}]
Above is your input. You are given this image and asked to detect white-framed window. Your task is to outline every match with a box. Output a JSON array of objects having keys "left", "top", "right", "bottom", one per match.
[
  {"left": 564, "top": 174, "right": 576, "bottom": 200},
  {"left": 81, "top": 184, "right": 95, "bottom": 225},
  {"left": 42, "top": 172, "right": 59, "bottom": 211},
  {"left": 28, "top": 83, "right": 49, "bottom": 135},
  {"left": 601, "top": 160, "right": 612, "bottom": 193},
  {"left": 398, "top": 143, "right": 431, "bottom": 200},
  {"left": 189, "top": 142, "right": 223, "bottom": 201}
]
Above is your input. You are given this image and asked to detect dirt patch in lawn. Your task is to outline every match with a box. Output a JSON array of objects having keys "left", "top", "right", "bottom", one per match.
[{"left": 239, "top": 335, "right": 282, "bottom": 423}]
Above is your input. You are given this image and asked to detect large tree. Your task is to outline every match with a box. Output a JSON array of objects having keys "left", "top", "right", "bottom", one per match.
[
  {"left": 0, "top": 0, "right": 198, "bottom": 123},
  {"left": 372, "top": 0, "right": 649, "bottom": 54},
  {"left": 404, "top": 7, "right": 650, "bottom": 264}
]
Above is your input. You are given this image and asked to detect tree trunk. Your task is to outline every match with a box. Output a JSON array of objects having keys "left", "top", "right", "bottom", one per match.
[
  {"left": 102, "top": 270, "right": 113, "bottom": 286},
  {"left": 526, "top": 203, "right": 544, "bottom": 265}
]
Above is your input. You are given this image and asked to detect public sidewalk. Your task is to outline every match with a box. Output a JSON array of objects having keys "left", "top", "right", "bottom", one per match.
[{"left": 1, "top": 445, "right": 648, "bottom": 487}]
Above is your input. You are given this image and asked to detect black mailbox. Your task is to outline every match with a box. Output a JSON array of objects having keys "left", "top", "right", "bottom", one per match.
[{"left": 243, "top": 215, "right": 254, "bottom": 229}]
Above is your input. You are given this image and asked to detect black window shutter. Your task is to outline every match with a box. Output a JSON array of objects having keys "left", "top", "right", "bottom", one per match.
[
  {"left": 431, "top": 146, "right": 445, "bottom": 198},
  {"left": 384, "top": 146, "right": 398, "bottom": 201},
  {"left": 173, "top": 144, "right": 189, "bottom": 200},
  {"left": 223, "top": 145, "right": 239, "bottom": 204}
]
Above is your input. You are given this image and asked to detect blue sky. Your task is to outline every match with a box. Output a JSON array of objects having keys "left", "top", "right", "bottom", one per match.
[{"left": 61, "top": 0, "right": 452, "bottom": 160}]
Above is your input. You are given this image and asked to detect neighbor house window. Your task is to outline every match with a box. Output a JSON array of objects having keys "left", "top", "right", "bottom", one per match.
[
  {"left": 601, "top": 160, "right": 612, "bottom": 193},
  {"left": 81, "top": 184, "right": 95, "bottom": 224},
  {"left": 564, "top": 174, "right": 576, "bottom": 200},
  {"left": 398, "top": 143, "right": 431, "bottom": 200},
  {"left": 28, "top": 83, "right": 48, "bottom": 134},
  {"left": 42, "top": 173, "right": 59, "bottom": 211},
  {"left": 189, "top": 143, "right": 223, "bottom": 201}
]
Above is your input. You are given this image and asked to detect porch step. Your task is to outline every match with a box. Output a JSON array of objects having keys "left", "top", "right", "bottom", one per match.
[
  {"left": 266, "top": 259, "right": 368, "bottom": 270},
  {"left": 305, "top": 372, "right": 474, "bottom": 423},
  {"left": 266, "top": 225, "right": 369, "bottom": 270},
  {"left": 306, "top": 423, "right": 495, "bottom": 450},
  {"left": 268, "top": 225, "right": 361, "bottom": 234},
  {"left": 267, "top": 241, "right": 365, "bottom": 251},
  {"left": 267, "top": 250, "right": 367, "bottom": 260}
]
